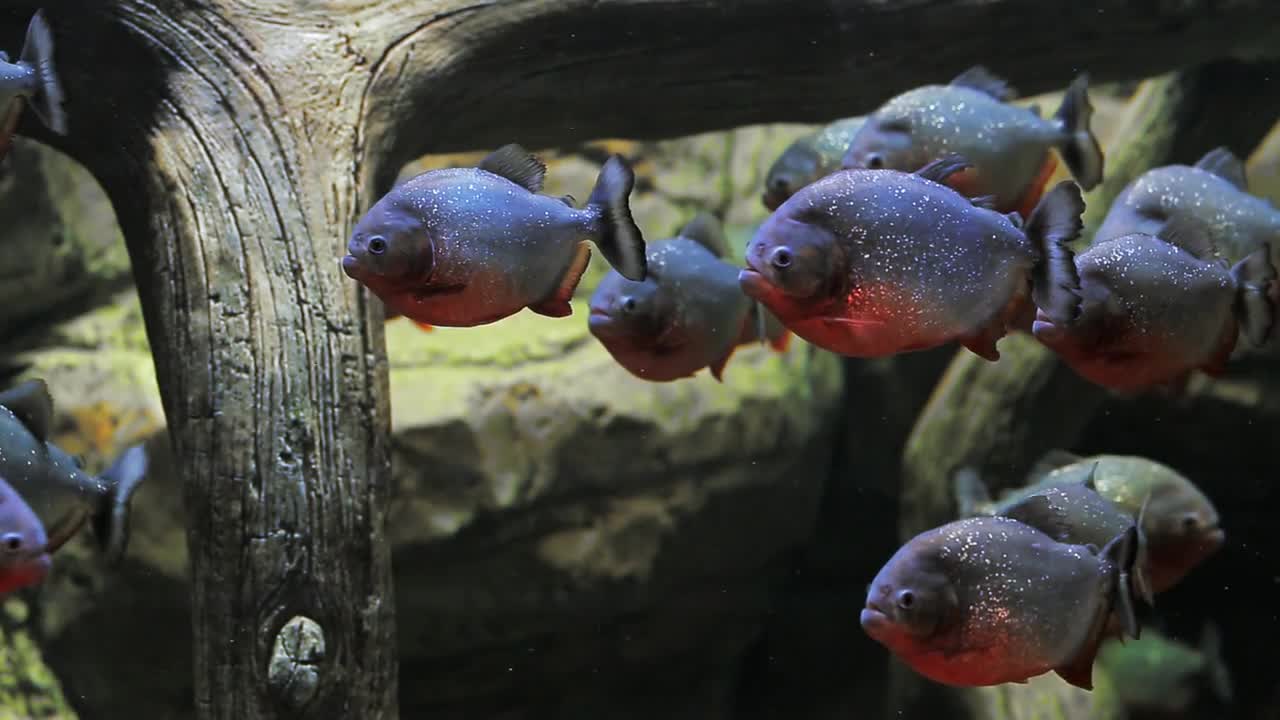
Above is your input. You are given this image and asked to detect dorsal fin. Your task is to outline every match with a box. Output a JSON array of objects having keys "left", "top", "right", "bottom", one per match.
[
  {"left": 1194, "top": 147, "right": 1248, "bottom": 191},
  {"left": 1029, "top": 449, "right": 1084, "bottom": 479},
  {"left": 676, "top": 212, "right": 728, "bottom": 257},
  {"left": 1156, "top": 215, "right": 1219, "bottom": 261},
  {"left": 478, "top": 144, "right": 547, "bottom": 193},
  {"left": 970, "top": 195, "right": 999, "bottom": 211},
  {"left": 915, "top": 155, "right": 972, "bottom": 185},
  {"left": 952, "top": 467, "right": 993, "bottom": 518},
  {"left": 0, "top": 379, "right": 54, "bottom": 442},
  {"left": 949, "top": 65, "right": 1017, "bottom": 102},
  {"left": 999, "top": 494, "right": 1073, "bottom": 542},
  {"left": 1081, "top": 461, "right": 1100, "bottom": 491}
]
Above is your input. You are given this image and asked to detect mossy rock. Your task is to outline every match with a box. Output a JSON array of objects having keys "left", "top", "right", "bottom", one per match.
[{"left": 0, "top": 599, "right": 76, "bottom": 720}]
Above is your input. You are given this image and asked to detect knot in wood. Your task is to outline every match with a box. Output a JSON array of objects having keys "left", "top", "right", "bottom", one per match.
[{"left": 268, "top": 614, "right": 326, "bottom": 711}]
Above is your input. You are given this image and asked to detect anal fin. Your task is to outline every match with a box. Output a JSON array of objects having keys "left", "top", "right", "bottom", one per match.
[
  {"left": 709, "top": 346, "right": 738, "bottom": 382},
  {"left": 770, "top": 329, "right": 792, "bottom": 353},
  {"left": 1013, "top": 153, "right": 1059, "bottom": 220},
  {"left": 530, "top": 243, "right": 591, "bottom": 318},
  {"left": 1201, "top": 316, "right": 1239, "bottom": 377},
  {"left": 1054, "top": 631, "right": 1103, "bottom": 691},
  {"left": 959, "top": 317, "right": 1005, "bottom": 361}
]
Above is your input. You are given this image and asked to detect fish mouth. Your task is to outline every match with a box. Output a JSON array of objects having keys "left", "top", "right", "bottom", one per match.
[
  {"left": 341, "top": 254, "right": 360, "bottom": 279},
  {"left": 1031, "top": 310, "right": 1064, "bottom": 344},
  {"left": 738, "top": 268, "right": 773, "bottom": 300},
  {"left": 587, "top": 307, "right": 619, "bottom": 335},
  {"left": 1202, "top": 526, "right": 1226, "bottom": 550},
  {"left": 860, "top": 601, "right": 890, "bottom": 636}
]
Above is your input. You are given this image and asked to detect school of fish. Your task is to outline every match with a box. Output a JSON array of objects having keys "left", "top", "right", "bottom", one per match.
[
  {"left": 0, "top": 11, "right": 1260, "bottom": 700},
  {"left": 337, "top": 65, "right": 1270, "bottom": 690}
]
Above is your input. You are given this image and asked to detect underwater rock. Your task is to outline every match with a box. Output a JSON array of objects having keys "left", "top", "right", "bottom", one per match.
[
  {"left": 8, "top": 127, "right": 844, "bottom": 718},
  {"left": 21, "top": 295, "right": 843, "bottom": 718},
  {"left": 0, "top": 138, "right": 131, "bottom": 342},
  {"left": 0, "top": 598, "right": 77, "bottom": 720},
  {"left": 962, "top": 670, "right": 1127, "bottom": 720},
  {"left": 386, "top": 301, "right": 843, "bottom": 715}
]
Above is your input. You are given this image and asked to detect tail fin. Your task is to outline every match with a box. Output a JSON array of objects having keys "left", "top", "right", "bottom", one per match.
[
  {"left": 1024, "top": 180, "right": 1085, "bottom": 326},
  {"left": 1053, "top": 74, "right": 1102, "bottom": 191},
  {"left": 1200, "top": 621, "right": 1234, "bottom": 705},
  {"left": 17, "top": 10, "right": 66, "bottom": 135},
  {"left": 587, "top": 155, "right": 646, "bottom": 281},
  {"left": 1100, "top": 523, "right": 1141, "bottom": 640},
  {"left": 1231, "top": 243, "right": 1276, "bottom": 347},
  {"left": 92, "top": 443, "right": 149, "bottom": 565},
  {"left": 952, "top": 467, "right": 992, "bottom": 518}
]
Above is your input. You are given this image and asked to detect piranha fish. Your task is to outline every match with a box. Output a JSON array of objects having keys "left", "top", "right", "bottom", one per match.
[
  {"left": 588, "top": 212, "right": 790, "bottom": 382},
  {"left": 763, "top": 116, "right": 867, "bottom": 211},
  {"left": 862, "top": 516, "right": 1140, "bottom": 691},
  {"left": 954, "top": 465, "right": 1156, "bottom": 607},
  {"left": 0, "top": 474, "right": 52, "bottom": 595},
  {"left": 1097, "top": 622, "right": 1232, "bottom": 718},
  {"left": 1093, "top": 147, "right": 1280, "bottom": 273},
  {"left": 343, "top": 144, "right": 647, "bottom": 329},
  {"left": 0, "top": 379, "right": 149, "bottom": 565},
  {"left": 1019, "top": 450, "right": 1224, "bottom": 595},
  {"left": 0, "top": 10, "right": 67, "bottom": 163},
  {"left": 840, "top": 66, "right": 1103, "bottom": 218},
  {"left": 739, "top": 155, "right": 1086, "bottom": 361},
  {"left": 1032, "top": 215, "right": 1276, "bottom": 392}
]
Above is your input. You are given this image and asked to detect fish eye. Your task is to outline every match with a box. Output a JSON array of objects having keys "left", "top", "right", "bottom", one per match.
[
  {"left": 368, "top": 236, "right": 388, "bottom": 255},
  {"left": 621, "top": 297, "right": 637, "bottom": 314},
  {"left": 867, "top": 154, "right": 884, "bottom": 169},
  {"left": 896, "top": 589, "right": 915, "bottom": 609},
  {"left": 770, "top": 247, "right": 793, "bottom": 270},
  {"left": 768, "top": 176, "right": 791, "bottom": 195},
  {"left": 1, "top": 533, "right": 22, "bottom": 551},
  {"left": 1181, "top": 514, "right": 1199, "bottom": 533}
]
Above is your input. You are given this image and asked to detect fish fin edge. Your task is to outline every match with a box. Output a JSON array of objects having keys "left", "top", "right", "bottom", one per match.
[
  {"left": 588, "top": 155, "right": 647, "bottom": 281},
  {"left": 1231, "top": 244, "right": 1277, "bottom": 347},
  {"left": 1194, "top": 146, "right": 1248, "bottom": 191},
  {"left": 478, "top": 143, "right": 547, "bottom": 193},
  {"left": 949, "top": 65, "right": 1018, "bottom": 102},
  {"left": 530, "top": 243, "right": 591, "bottom": 318},
  {"left": 0, "top": 378, "right": 54, "bottom": 442},
  {"left": 676, "top": 212, "right": 729, "bottom": 258},
  {"left": 1053, "top": 73, "right": 1103, "bottom": 191}
]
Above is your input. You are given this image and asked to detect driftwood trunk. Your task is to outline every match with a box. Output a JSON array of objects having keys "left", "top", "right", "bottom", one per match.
[{"left": 2, "top": 2, "right": 1278, "bottom": 719}]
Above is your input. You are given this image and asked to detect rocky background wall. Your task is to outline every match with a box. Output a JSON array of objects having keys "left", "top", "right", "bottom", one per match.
[{"left": 0, "top": 84, "right": 1277, "bottom": 720}]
